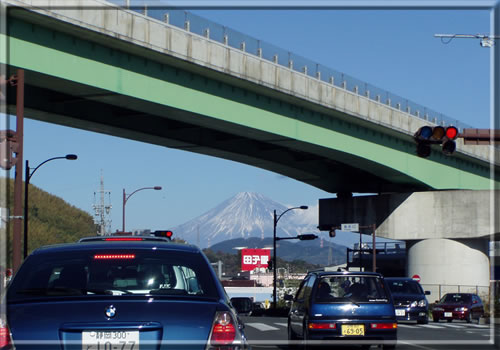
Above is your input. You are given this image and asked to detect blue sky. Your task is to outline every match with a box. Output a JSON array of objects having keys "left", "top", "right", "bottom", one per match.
[{"left": 3, "top": 4, "right": 493, "bottom": 235}]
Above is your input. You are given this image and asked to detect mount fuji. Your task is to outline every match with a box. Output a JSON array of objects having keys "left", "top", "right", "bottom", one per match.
[{"left": 172, "top": 192, "right": 319, "bottom": 249}]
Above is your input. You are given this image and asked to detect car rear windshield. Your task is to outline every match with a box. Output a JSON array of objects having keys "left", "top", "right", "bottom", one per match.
[
  {"left": 8, "top": 248, "right": 219, "bottom": 301},
  {"left": 315, "top": 275, "right": 390, "bottom": 303},
  {"left": 440, "top": 294, "right": 472, "bottom": 304},
  {"left": 387, "top": 280, "right": 423, "bottom": 295}
]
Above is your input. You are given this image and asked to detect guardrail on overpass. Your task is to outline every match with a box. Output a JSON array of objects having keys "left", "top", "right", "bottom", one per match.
[{"left": 111, "top": 1, "right": 473, "bottom": 132}]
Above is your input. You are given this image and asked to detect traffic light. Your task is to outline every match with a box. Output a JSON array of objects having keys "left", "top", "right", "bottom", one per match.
[
  {"left": 414, "top": 125, "right": 458, "bottom": 158},
  {"left": 153, "top": 230, "right": 173, "bottom": 240},
  {"left": 0, "top": 130, "right": 19, "bottom": 170},
  {"left": 297, "top": 234, "right": 318, "bottom": 241}
]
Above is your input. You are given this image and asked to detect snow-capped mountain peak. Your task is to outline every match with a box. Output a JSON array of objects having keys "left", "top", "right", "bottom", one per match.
[{"left": 172, "top": 192, "right": 317, "bottom": 248}]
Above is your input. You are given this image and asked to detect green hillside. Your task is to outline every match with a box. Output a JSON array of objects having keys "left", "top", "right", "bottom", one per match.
[{"left": 2, "top": 177, "right": 96, "bottom": 263}]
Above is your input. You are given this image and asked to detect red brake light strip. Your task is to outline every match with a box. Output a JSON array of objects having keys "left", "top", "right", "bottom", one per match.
[
  {"left": 104, "top": 237, "right": 143, "bottom": 241},
  {"left": 94, "top": 254, "right": 136, "bottom": 260}
]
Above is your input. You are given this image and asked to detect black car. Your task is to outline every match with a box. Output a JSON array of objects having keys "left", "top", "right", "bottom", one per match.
[
  {"left": 287, "top": 269, "right": 397, "bottom": 349},
  {"left": 386, "top": 277, "right": 430, "bottom": 324}
]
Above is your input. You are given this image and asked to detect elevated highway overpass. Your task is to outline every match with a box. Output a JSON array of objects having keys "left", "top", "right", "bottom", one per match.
[{"left": 1, "top": 0, "right": 499, "bottom": 288}]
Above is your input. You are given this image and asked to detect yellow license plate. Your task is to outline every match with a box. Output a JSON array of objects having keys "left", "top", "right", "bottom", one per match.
[{"left": 341, "top": 324, "right": 365, "bottom": 336}]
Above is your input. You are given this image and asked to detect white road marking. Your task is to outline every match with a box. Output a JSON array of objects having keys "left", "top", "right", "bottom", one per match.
[
  {"left": 245, "top": 323, "right": 280, "bottom": 331},
  {"left": 397, "top": 324, "right": 418, "bottom": 328},
  {"left": 398, "top": 322, "right": 490, "bottom": 330},
  {"left": 275, "top": 323, "right": 288, "bottom": 327},
  {"left": 440, "top": 323, "right": 465, "bottom": 328},
  {"left": 467, "top": 324, "right": 490, "bottom": 328},
  {"left": 419, "top": 324, "right": 445, "bottom": 329}
]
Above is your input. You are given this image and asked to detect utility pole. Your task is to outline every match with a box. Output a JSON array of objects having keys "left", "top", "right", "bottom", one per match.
[
  {"left": 92, "top": 171, "right": 112, "bottom": 235},
  {"left": 12, "top": 69, "right": 24, "bottom": 273}
]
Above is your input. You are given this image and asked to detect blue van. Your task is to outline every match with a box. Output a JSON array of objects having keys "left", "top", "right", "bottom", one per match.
[{"left": 287, "top": 269, "right": 397, "bottom": 349}]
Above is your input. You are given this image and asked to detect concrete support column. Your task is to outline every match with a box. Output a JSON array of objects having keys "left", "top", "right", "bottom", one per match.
[{"left": 407, "top": 238, "right": 490, "bottom": 293}]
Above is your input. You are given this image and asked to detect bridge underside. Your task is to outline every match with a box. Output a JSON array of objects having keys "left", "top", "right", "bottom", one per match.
[
  {"left": 6, "top": 67, "right": 423, "bottom": 194},
  {"left": 2, "top": 8, "right": 495, "bottom": 194}
]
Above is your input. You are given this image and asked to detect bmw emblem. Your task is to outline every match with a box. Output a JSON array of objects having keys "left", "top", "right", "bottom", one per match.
[{"left": 105, "top": 305, "right": 116, "bottom": 318}]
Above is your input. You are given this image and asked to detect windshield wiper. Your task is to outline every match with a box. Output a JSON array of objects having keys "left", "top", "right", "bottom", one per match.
[{"left": 342, "top": 293, "right": 361, "bottom": 307}]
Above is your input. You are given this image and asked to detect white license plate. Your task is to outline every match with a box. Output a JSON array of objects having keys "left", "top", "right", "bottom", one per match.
[
  {"left": 444, "top": 312, "right": 453, "bottom": 317},
  {"left": 395, "top": 309, "right": 405, "bottom": 316},
  {"left": 82, "top": 331, "right": 139, "bottom": 350}
]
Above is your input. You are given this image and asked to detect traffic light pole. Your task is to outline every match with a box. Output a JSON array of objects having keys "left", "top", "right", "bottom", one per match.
[
  {"left": 273, "top": 210, "right": 277, "bottom": 310},
  {"left": 272, "top": 206, "right": 308, "bottom": 310},
  {"left": 12, "top": 69, "right": 24, "bottom": 273}
]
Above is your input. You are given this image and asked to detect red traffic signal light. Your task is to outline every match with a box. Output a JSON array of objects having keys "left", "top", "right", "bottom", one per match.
[
  {"left": 153, "top": 230, "right": 173, "bottom": 240},
  {"left": 414, "top": 125, "right": 458, "bottom": 158}
]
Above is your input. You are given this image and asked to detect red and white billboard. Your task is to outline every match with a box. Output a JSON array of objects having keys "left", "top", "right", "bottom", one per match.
[{"left": 241, "top": 248, "right": 271, "bottom": 271}]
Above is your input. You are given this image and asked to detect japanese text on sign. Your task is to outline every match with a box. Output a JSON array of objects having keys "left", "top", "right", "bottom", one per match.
[{"left": 241, "top": 248, "right": 271, "bottom": 271}]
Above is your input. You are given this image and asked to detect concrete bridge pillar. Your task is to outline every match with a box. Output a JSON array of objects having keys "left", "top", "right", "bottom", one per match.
[
  {"left": 318, "top": 190, "right": 497, "bottom": 293},
  {"left": 406, "top": 238, "right": 490, "bottom": 298}
]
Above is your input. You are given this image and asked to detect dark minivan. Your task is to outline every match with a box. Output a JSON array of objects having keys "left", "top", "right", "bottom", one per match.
[
  {"left": 386, "top": 277, "right": 430, "bottom": 324},
  {"left": 287, "top": 269, "right": 397, "bottom": 349}
]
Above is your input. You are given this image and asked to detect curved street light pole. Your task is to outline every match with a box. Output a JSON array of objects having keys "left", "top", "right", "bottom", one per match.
[
  {"left": 122, "top": 186, "right": 162, "bottom": 232},
  {"left": 24, "top": 154, "right": 78, "bottom": 259},
  {"left": 273, "top": 205, "right": 308, "bottom": 309}
]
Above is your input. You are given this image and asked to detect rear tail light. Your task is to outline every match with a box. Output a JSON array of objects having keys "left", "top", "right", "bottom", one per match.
[
  {"left": 208, "top": 311, "right": 238, "bottom": 348},
  {"left": 370, "top": 323, "right": 397, "bottom": 329},
  {"left": 0, "top": 322, "right": 12, "bottom": 349},
  {"left": 308, "top": 322, "right": 336, "bottom": 329}
]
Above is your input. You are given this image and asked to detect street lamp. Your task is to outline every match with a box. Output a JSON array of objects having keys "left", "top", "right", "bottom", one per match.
[
  {"left": 273, "top": 205, "right": 308, "bottom": 309},
  {"left": 24, "top": 154, "right": 78, "bottom": 258},
  {"left": 122, "top": 186, "right": 162, "bottom": 232}
]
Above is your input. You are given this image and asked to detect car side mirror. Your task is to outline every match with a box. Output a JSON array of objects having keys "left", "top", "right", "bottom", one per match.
[
  {"left": 434, "top": 300, "right": 439, "bottom": 304},
  {"left": 425, "top": 291, "right": 431, "bottom": 295},
  {"left": 284, "top": 294, "right": 294, "bottom": 301}
]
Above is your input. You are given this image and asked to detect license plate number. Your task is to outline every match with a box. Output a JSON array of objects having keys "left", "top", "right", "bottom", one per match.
[
  {"left": 82, "top": 331, "right": 139, "bottom": 350},
  {"left": 341, "top": 324, "right": 365, "bottom": 336},
  {"left": 395, "top": 309, "right": 405, "bottom": 316},
  {"left": 444, "top": 312, "right": 453, "bottom": 317}
]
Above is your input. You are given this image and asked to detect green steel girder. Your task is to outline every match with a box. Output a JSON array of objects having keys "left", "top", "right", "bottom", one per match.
[{"left": 2, "top": 11, "right": 497, "bottom": 193}]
